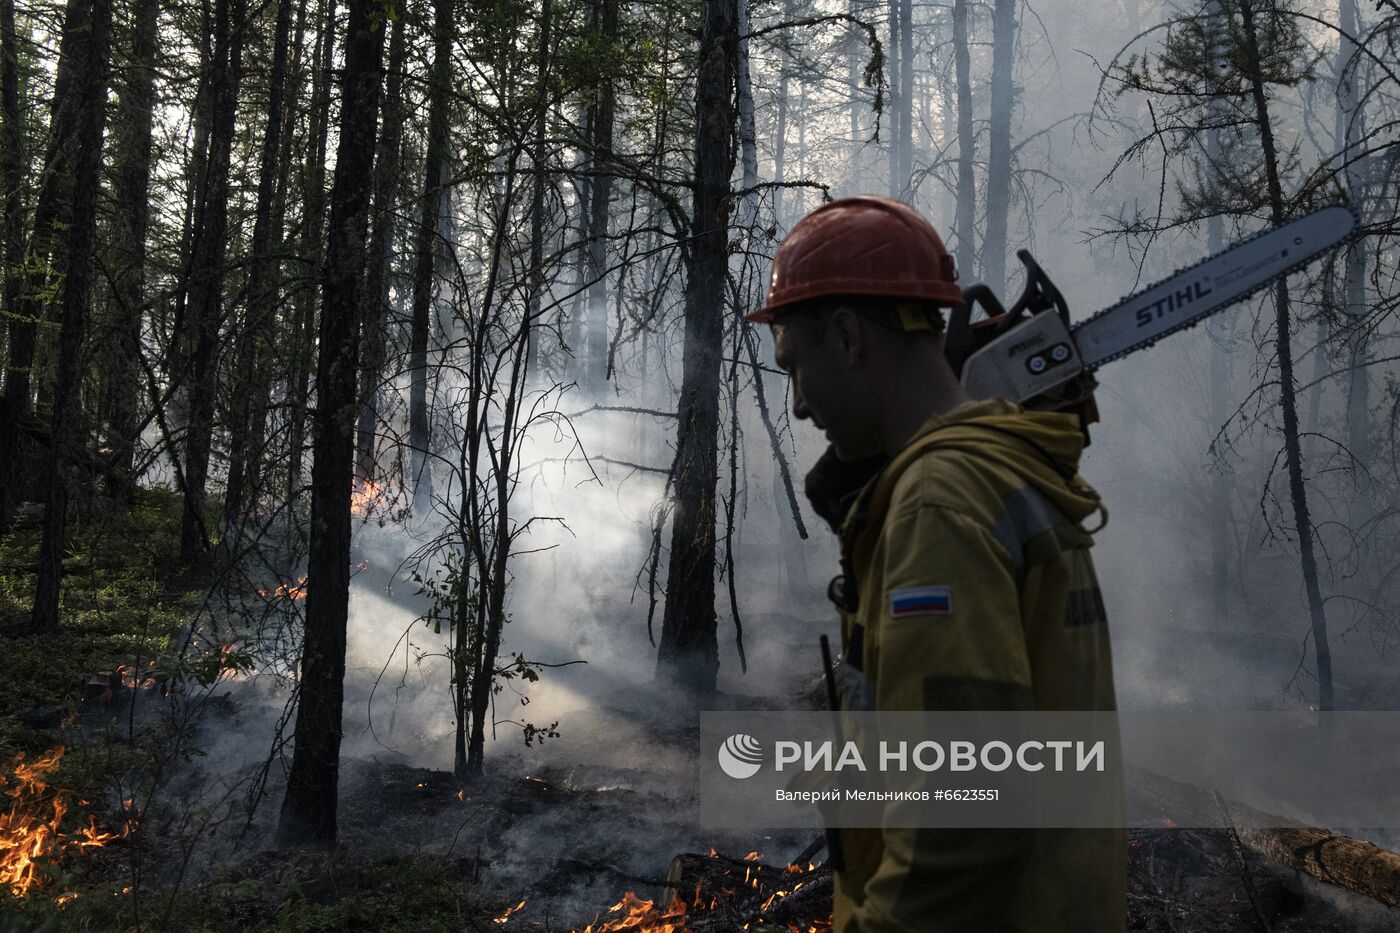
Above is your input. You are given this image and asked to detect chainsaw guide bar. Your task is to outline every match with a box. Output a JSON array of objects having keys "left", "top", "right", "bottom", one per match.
[
  {"left": 1072, "top": 206, "right": 1359, "bottom": 370},
  {"left": 956, "top": 206, "right": 1360, "bottom": 412}
]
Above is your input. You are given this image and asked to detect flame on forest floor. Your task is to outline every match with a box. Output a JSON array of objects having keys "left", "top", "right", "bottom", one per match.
[
  {"left": 494, "top": 899, "right": 526, "bottom": 924},
  {"left": 576, "top": 891, "right": 688, "bottom": 933},
  {"left": 351, "top": 479, "right": 391, "bottom": 516},
  {"left": 256, "top": 575, "right": 308, "bottom": 601},
  {"left": 565, "top": 853, "right": 832, "bottom": 933},
  {"left": 115, "top": 660, "right": 158, "bottom": 690},
  {"left": 1, "top": 747, "right": 136, "bottom": 899}
]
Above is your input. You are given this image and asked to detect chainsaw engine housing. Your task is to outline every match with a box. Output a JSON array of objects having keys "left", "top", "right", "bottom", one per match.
[{"left": 960, "top": 310, "right": 1083, "bottom": 404}]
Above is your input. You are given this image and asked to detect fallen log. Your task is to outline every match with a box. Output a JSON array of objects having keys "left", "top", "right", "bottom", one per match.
[
  {"left": 663, "top": 850, "right": 832, "bottom": 930},
  {"left": 1130, "top": 765, "right": 1400, "bottom": 909},
  {"left": 1234, "top": 826, "right": 1400, "bottom": 910}
]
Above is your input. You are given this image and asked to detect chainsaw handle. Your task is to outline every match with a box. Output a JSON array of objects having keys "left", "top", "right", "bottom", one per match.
[{"left": 998, "top": 250, "right": 1069, "bottom": 335}]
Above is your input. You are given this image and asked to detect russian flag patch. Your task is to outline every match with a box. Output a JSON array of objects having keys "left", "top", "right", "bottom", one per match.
[{"left": 889, "top": 585, "right": 953, "bottom": 618}]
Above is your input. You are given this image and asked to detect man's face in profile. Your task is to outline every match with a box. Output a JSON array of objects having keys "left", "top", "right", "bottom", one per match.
[{"left": 770, "top": 308, "right": 881, "bottom": 461}]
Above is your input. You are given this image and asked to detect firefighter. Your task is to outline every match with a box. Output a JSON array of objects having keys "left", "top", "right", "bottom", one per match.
[{"left": 748, "top": 196, "right": 1127, "bottom": 931}]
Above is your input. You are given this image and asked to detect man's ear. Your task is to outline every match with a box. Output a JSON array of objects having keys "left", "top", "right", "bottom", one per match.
[{"left": 830, "top": 307, "right": 864, "bottom": 366}]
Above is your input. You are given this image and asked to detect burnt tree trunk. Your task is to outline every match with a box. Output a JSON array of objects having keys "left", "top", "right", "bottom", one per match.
[
  {"left": 1238, "top": 0, "right": 1332, "bottom": 710},
  {"left": 408, "top": 0, "right": 454, "bottom": 509},
  {"left": 354, "top": 14, "right": 406, "bottom": 485},
  {"left": 655, "top": 0, "right": 737, "bottom": 699},
  {"left": 951, "top": 0, "right": 976, "bottom": 283},
  {"left": 982, "top": 0, "right": 1016, "bottom": 295},
  {"left": 31, "top": 0, "right": 111, "bottom": 633},
  {"left": 179, "top": 0, "right": 247, "bottom": 561},
  {"left": 276, "top": 0, "right": 384, "bottom": 847}
]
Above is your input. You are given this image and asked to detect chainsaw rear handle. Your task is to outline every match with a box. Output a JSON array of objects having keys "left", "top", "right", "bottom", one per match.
[
  {"left": 946, "top": 250, "right": 1100, "bottom": 442},
  {"left": 946, "top": 250, "right": 1065, "bottom": 379},
  {"left": 1003, "top": 249, "right": 1070, "bottom": 332}
]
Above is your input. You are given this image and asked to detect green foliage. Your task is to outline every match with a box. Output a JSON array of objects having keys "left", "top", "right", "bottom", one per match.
[
  {"left": 0, "top": 488, "right": 196, "bottom": 764},
  {"left": 1115, "top": 0, "right": 1310, "bottom": 102},
  {"left": 1, "top": 853, "right": 487, "bottom": 933},
  {"left": 1101, "top": 0, "right": 1318, "bottom": 225},
  {"left": 270, "top": 855, "right": 471, "bottom": 933}
]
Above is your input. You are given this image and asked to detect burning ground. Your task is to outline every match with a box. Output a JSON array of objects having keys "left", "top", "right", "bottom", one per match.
[{"left": 7, "top": 492, "right": 1400, "bottom": 931}]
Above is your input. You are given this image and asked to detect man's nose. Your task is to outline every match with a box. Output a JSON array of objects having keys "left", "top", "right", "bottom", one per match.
[{"left": 792, "top": 385, "right": 810, "bottom": 421}]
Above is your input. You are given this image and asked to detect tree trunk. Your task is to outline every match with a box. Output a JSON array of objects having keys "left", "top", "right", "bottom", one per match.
[
  {"left": 983, "top": 0, "right": 1016, "bottom": 295},
  {"left": 655, "top": 0, "right": 737, "bottom": 699},
  {"left": 167, "top": 0, "right": 213, "bottom": 398},
  {"left": 223, "top": 0, "right": 295, "bottom": 538},
  {"left": 523, "top": 0, "right": 552, "bottom": 374},
  {"left": 774, "top": 6, "right": 791, "bottom": 224},
  {"left": 103, "top": 0, "right": 160, "bottom": 500},
  {"left": 0, "top": 0, "right": 27, "bottom": 528},
  {"left": 1, "top": 0, "right": 93, "bottom": 524},
  {"left": 276, "top": 0, "right": 384, "bottom": 847},
  {"left": 952, "top": 0, "right": 977, "bottom": 283},
  {"left": 179, "top": 0, "right": 247, "bottom": 562},
  {"left": 1238, "top": 0, "right": 1332, "bottom": 710},
  {"left": 735, "top": 0, "right": 758, "bottom": 220},
  {"left": 895, "top": 0, "right": 912, "bottom": 199},
  {"left": 846, "top": 0, "right": 858, "bottom": 189},
  {"left": 355, "top": 13, "right": 406, "bottom": 484},
  {"left": 409, "top": 0, "right": 453, "bottom": 508},
  {"left": 584, "top": 0, "right": 617, "bottom": 386},
  {"left": 286, "top": 0, "right": 336, "bottom": 511},
  {"left": 1204, "top": 0, "right": 1231, "bottom": 621},
  {"left": 31, "top": 0, "right": 111, "bottom": 633},
  {"left": 885, "top": 0, "right": 899, "bottom": 198},
  {"left": 1337, "top": 0, "right": 1369, "bottom": 524}
]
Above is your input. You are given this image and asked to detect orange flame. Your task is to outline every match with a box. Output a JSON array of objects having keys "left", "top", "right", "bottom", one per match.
[
  {"left": 494, "top": 899, "right": 526, "bottom": 924},
  {"left": 351, "top": 479, "right": 389, "bottom": 516},
  {"left": 577, "top": 891, "right": 687, "bottom": 933},
  {"left": 1, "top": 748, "right": 134, "bottom": 899},
  {"left": 568, "top": 856, "right": 833, "bottom": 933},
  {"left": 257, "top": 576, "right": 308, "bottom": 601},
  {"left": 115, "top": 661, "right": 158, "bottom": 690}
]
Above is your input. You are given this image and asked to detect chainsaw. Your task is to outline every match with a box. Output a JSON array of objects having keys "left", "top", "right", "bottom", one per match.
[{"left": 945, "top": 206, "right": 1359, "bottom": 437}]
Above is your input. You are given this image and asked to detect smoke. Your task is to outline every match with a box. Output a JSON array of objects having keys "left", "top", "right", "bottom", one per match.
[{"left": 144, "top": 0, "right": 1400, "bottom": 916}]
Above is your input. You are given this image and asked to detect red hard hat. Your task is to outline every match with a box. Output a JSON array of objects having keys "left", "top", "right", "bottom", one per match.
[{"left": 746, "top": 195, "right": 963, "bottom": 323}]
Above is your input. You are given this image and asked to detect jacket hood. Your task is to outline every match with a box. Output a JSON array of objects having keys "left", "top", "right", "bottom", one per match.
[{"left": 915, "top": 397, "right": 1104, "bottom": 528}]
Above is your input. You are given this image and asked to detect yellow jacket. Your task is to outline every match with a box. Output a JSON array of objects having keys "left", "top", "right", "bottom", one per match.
[{"left": 829, "top": 398, "right": 1126, "bottom": 932}]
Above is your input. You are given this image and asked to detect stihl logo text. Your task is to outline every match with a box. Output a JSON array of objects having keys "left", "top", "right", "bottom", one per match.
[{"left": 1134, "top": 280, "right": 1214, "bottom": 327}]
